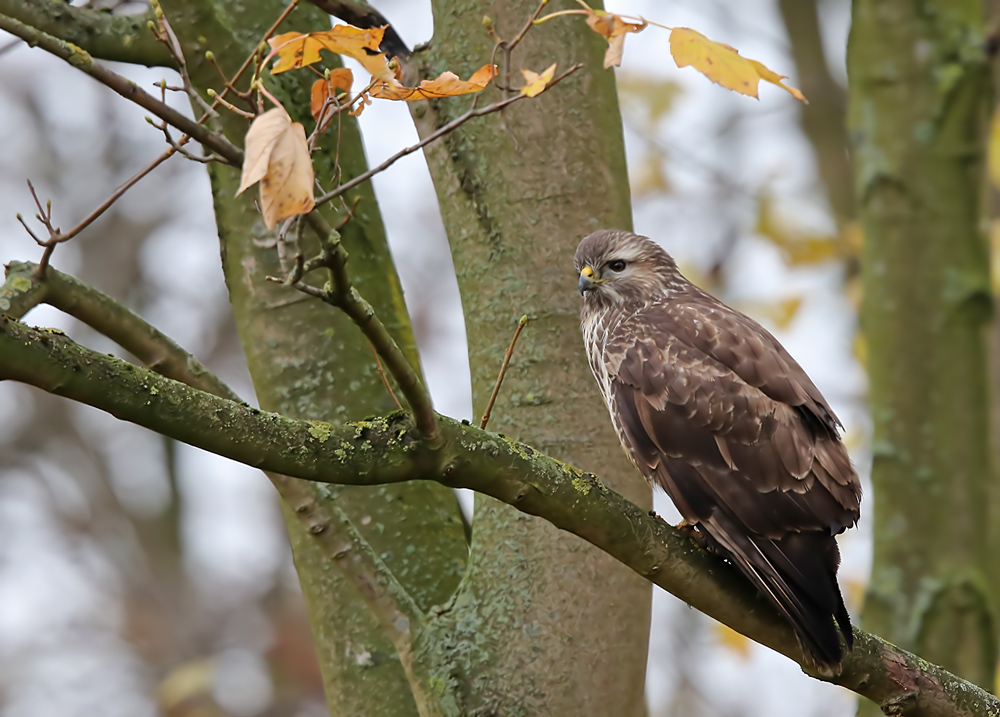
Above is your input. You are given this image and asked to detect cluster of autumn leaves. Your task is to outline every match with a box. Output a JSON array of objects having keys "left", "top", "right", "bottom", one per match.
[{"left": 237, "top": 3, "right": 807, "bottom": 229}]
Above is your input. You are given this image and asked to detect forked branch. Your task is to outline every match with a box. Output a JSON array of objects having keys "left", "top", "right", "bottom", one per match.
[{"left": 0, "top": 314, "right": 995, "bottom": 717}]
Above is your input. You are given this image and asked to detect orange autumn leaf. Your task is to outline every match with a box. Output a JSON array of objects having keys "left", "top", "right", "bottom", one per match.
[
  {"left": 669, "top": 27, "right": 806, "bottom": 103},
  {"left": 520, "top": 63, "right": 557, "bottom": 98},
  {"left": 268, "top": 26, "right": 396, "bottom": 83},
  {"left": 581, "top": 8, "right": 646, "bottom": 68},
  {"left": 310, "top": 68, "right": 354, "bottom": 128},
  {"left": 237, "top": 107, "right": 315, "bottom": 229},
  {"left": 371, "top": 64, "right": 497, "bottom": 101}
]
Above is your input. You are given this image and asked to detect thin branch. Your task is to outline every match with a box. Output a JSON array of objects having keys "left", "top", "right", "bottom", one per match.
[
  {"left": 0, "top": 0, "right": 174, "bottom": 66},
  {"left": 0, "top": 13, "right": 243, "bottom": 166},
  {"left": 480, "top": 315, "right": 529, "bottom": 430},
  {"left": 370, "top": 342, "right": 403, "bottom": 410},
  {"left": 1, "top": 315, "right": 997, "bottom": 717},
  {"left": 314, "top": 64, "right": 583, "bottom": 207},
  {"left": 16, "top": 150, "right": 175, "bottom": 276}
]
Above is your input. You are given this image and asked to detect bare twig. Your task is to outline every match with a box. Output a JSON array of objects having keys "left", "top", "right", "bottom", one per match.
[
  {"left": 150, "top": 5, "right": 218, "bottom": 120},
  {"left": 480, "top": 315, "right": 530, "bottom": 430},
  {"left": 315, "top": 64, "right": 583, "bottom": 206},
  {"left": 264, "top": 213, "right": 439, "bottom": 442},
  {"left": 492, "top": 0, "right": 552, "bottom": 95},
  {"left": 16, "top": 150, "right": 175, "bottom": 277},
  {"left": 369, "top": 342, "right": 403, "bottom": 410},
  {"left": 0, "top": 13, "right": 243, "bottom": 166}
]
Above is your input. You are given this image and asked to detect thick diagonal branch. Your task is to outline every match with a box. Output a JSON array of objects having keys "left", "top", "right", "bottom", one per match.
[
  {"left": 0, "top": 264, "right": 439, "bottom": 709},
  {"left": 0, "top": 315, "right": 995, "bottom": 717}
]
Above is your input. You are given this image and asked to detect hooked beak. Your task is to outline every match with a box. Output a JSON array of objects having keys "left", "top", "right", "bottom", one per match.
[{"left": 579, "top": 266, "right": 598, "bottom": 295}]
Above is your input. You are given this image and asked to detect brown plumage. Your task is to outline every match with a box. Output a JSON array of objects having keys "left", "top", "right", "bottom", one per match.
[{"left": 575, "top": 229, "right": 861, "bottom": 670}]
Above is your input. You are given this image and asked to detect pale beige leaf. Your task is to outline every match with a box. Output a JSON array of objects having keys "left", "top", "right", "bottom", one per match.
[
  {"left": 520, "top": 63, "right": 557, "bottom": 98},
  {"left": 259, "top": 121, "right": 314, "bottom": 229},
  {"left": 237, "top": 107, "right": 292, "bottom": 196},
  {"left": 581, "top": 8, "right": 646, "bottom": 68}
]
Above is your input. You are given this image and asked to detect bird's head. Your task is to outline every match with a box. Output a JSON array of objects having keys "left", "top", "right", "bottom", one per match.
[{"left": 574, "top": 230, "right": 682, "bottom": 307}]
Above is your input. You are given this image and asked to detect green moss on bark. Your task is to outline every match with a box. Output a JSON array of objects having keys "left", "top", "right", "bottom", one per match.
[{"left": 156, "top": 2, "right": 468, "bottom": 713}]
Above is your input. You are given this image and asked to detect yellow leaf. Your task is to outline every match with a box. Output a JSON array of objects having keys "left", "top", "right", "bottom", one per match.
[
  {"left": 669, "top": 28, "right": 806, "bottom": 103},
  {"left": 268, "top": 26, "right": 385, "bottom": 74},
  {"left": 520, "top": 63, "right": 557, "bottom": 98},
  {"left": 238, "top": 107, "right": 315, "bottom": 229},
  {"left": 989, "top": 109, "right": 1000, "bottom": 189},
  {"left": 371, "top": 64, "right": 497, "bottom": 101},
  {"left": 581, "top": 8, "right": 646, "bottom": 68}
]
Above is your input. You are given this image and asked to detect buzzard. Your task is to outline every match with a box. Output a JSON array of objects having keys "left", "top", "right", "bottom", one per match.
[{"left": 575, "top": 229, "right": 861, "bottom": 670}]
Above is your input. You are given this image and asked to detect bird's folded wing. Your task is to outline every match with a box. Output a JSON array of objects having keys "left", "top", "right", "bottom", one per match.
[{"left": 606, "top": 305, "right": 860, "bottom": 536}]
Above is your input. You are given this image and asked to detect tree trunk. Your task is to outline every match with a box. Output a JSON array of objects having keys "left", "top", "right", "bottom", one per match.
[
  {"left": 411, "top": 2, "right": 652, "bottom": 713},
  {"left": 157, "top": 2, "right": 469, "bottom": 714},
  {"left": 847, "top": 0, "right": 997, "bottom": 704},
  {"left": 776, "top": 0, "right": 854, "bottom": 229}
]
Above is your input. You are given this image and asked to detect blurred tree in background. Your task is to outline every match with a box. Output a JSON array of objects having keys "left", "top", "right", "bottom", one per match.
[{"left": 0, "top": 1, "right": 997, "bottom": 716}]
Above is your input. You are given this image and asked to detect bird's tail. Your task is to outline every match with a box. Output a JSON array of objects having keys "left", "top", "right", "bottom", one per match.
[{"left": 704, "top": 517, "right": 853, "bottom": 671}]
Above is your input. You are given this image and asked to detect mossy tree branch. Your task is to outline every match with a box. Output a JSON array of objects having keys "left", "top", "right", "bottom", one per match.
[
  {"left": 0, "top": 0, "right": 174, "bottom": 67},
  {"left": 0, "top": 261, "right": 456, "bottom": 715},
  {"left": 0, "top": 314, "right": 997, "bottom": 717}
]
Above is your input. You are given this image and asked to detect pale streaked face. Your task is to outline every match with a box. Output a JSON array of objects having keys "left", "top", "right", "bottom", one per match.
[{"left": 574, "top": 230, "right": 681, "bottom": 308}]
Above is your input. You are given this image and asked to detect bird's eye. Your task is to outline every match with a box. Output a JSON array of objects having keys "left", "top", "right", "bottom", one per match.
[{"left": 608, "top": 260, "right": 627, "bottom": 272}]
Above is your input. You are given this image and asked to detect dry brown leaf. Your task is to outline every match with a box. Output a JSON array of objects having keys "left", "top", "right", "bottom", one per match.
[
  {"left": 371, "top": 64, "right": 497, "bottom": 101},
  {"left": 237, "top": 107, "right": 315, "bottom": 229},
  {"left": 268, "top": 26, "right": 384, "bottom": 74},
  {"left": 310, "top": 68, "right": 354, "bottom": 128},
  {"left": 520, "top": 63, "right": 557, "bottom": 98},
  {"left": 582, "top": 8, "right": 646, "bottom": 68},
  {"left": 669, "top": 27, "right": 806, "bottom": 103}
]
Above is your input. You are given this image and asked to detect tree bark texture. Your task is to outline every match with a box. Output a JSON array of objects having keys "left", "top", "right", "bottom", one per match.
[
  {"left": 155, "top": 2, "right": 469, "bottom": 714},
  {"left": 412, "top": 2, "right": 652, "bottom": 714},
  {"left": 847, "top": 0, "right": 997, "bottom": 702}
]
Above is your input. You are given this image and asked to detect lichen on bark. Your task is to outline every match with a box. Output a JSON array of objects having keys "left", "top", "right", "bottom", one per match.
[{"left": 155, "top": 1, "right": 468, "bottom": 713}]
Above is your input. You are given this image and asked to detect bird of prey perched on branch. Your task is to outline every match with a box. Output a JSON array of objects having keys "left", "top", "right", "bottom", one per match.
[{"left": 575, "top": 229, "right": 861, "bottom": 670}]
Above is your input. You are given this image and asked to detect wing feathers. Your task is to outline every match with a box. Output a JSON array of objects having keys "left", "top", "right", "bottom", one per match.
[{"left": 598, "top": 298, "right": 861, "bottom": 669}]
